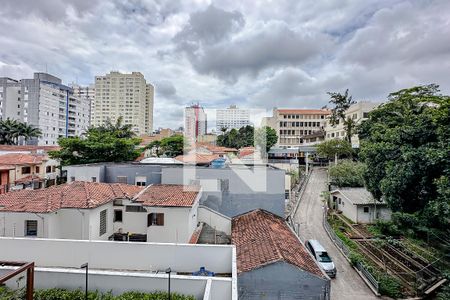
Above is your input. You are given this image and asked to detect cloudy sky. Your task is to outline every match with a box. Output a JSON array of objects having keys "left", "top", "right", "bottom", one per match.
[{"left": 1, "top": 0, "right": 449, "bottom": 129}]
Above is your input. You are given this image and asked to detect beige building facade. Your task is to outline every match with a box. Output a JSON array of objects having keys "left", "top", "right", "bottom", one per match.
[
  {"left": 324, "top": 102, "right": 379, "bottom": 147},
  {"left": 93, "top": 72, "right": 154, "bottom": 135},
  {"left": 263, "top": 108, "right": 330, "bottom": 147}
]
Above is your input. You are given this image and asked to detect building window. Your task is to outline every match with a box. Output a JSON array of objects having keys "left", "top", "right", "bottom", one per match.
[
  {"left": 22, "top": 167, "right": 31, "bottom": 174},
  {"left": 338, "top": 198, "right": 341, "bottom": 204},
  {"left": 363, "top": 112, "right": 369, "bottom": 118},
  {"left": 125, "top": 205, "right": 146, "bottom": 212},
  {"left": 25, "top": 220, "right": 38, "bottom": 236},
  {"left": 99, "top": 209, "right": 107, "bottom": 236},
  {"left": 114, "top": 210, "right": 123, "bottom": 222},
  {"left": 35, "top": 166, "right": 40, "bottom": 173},
  {"left": 46, "top": 166, "right": 52, "bottom": 173},
  {"left": 135, "top": 176, "right": 146, "bottom": 186},
  {"left": 91, "top": 177, "right": 97, "bottom": 182},
  {"left": 70, "top": 176, "right": 75, "bottom": 182},
  {"left": 148, "top": 213, "right": 164, "bottom": 226},
  {"left": 116, "top": 176, "right": 128, "bottom": 184},
  {"left": 363, "top": 206, "right": 370, "bottom": 213}
]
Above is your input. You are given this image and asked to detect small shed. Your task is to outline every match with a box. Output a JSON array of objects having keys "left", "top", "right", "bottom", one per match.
[{"left": 330, "top": 188, "right": 391, "bottom": 224}]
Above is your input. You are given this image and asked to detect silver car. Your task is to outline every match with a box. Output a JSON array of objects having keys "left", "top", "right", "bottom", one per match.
[{"left": 305, "top": 239, "right": 336, "bottom": 278}]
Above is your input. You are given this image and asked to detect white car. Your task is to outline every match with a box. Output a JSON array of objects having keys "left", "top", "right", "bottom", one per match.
[{"left": 305, "top": 239, "right": 336, "bottom": 278}]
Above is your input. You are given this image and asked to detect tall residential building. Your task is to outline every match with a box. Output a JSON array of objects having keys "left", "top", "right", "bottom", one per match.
[
  {"left": 263, "top": 108, "right": 330, "bottom": 147},
  {"left": 93, "top": 71, "right": 154, "bottom": 135},
  {"left": 324, "top": 101, "right": 380, "bottom": 147},
  {"left": 0, "top": 73, "right": 91, "bottom": 145},
  {"left": 216, "top": 105, "right": 250, "bottom": 132},
  {"left": 184, "top": 104, "right": 207, "bottom": 143},
  {"left": 71, "top": 83, "right": 95, "bottom": 123}
]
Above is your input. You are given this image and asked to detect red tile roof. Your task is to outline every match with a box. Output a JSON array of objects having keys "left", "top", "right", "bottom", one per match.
[
  {"left": 232, "top": 209, "right": 324, "bottom": 277},
  {"left": 14, "top": 175, "right": 44, "bottom": 184},
  {"left": 189, "top": 222, "right": 204, "bottom": 244},
  {"left": 0, "top": 165, "right": 15, "bottom": 171},
  {"left": 238, "top": 147, "right": 255, "bottom": 158},
  {"left": 135, "top": 184, "right": 200, "bottom": 207},
  {"left": 175, "top": 153, "right": 220, "bottom": 164},
  {"left": 195, "top": 143, "right": 237, "bottom": 154},
  {"left": 277, "top": 109, "right": 330, "bottom": 115},
  {"left": 0, "top": 145, "right": 60, "bottom": 152},
  {"left": 0, "top": 153, "right": 48, "bottom": 165},
  {"left": 0, "top": 181, "right": 143, "bottom": 213}
]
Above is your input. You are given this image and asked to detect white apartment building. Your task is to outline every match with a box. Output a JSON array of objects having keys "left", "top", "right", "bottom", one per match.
[
  {"left": 324, "top": 101, "right": 380, "bottom": 147},
  {"left": 93, "top": 71, "right": 154, "bottom": 135},
  {"left": 216, "top": 105, "right": 250, "bottom": 131},
  {"left": 72, "top": 83, "right": 95, "bottom": 123},
  {"left": 0, "top": 73, "right": 91, "bottom": 145},
  {"left": 184, "top": 104, "right": 207, "bottom": 143},
  {"left": 263, "top": 108, "right": 331, "bottom": 147}
]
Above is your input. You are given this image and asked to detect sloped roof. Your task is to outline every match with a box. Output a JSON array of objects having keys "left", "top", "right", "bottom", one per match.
[
  {"left": 0, "top": 181, "right": 143, "bottom": 213},
  {"left": 331, "top": 187, "right": 386, "bottom": 205},
  {"left": 0, "top": 145, "right": 60, "bottom": 152},
  {"left": 232, "top": 209, "right": 324, "bottom": 277},
  {"left": 0, "top": 153, "right": 48, "bottom": 165},
  {"left": 174, "top": 153, "right": 221, "bottom": 164},
  {"left": 135, "top": 184, "right": 200, "bottom": 207}
]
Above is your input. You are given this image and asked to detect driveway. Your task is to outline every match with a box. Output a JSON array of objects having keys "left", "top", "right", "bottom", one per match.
[{"left": 293, "top": 168, "right": 379, "bottom": 300}]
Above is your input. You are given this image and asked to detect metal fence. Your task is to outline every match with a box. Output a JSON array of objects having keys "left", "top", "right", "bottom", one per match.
[{"left": 323, "top": 215, "right": 379, "bottom": 293}]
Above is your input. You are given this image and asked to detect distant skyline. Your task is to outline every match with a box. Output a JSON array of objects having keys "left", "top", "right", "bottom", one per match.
[{"left": 1, "top": 0, "right": 449, "bottom": 129}]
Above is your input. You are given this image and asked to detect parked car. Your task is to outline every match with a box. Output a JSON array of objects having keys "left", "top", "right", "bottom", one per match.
[{"left": 305, "top": 239, "right": 336, "bottom": 278}]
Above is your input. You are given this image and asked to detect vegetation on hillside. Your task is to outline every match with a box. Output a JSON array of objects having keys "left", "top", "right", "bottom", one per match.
[
  {"left": 316, "top": 139, "right": 353, "bottom": 162},
  {"left": 329, "top": 160, "right": 365, "bottom": 187},
  {"left": 0, "top": 118, "right": 42, "bottom": 145},
  {"left": 49, "top": 117, "right": 141, "bottom": 165}
]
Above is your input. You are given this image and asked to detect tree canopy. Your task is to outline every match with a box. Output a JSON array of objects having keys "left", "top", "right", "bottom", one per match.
[
  {"left": 146, "top": 135, "right": 186, "bottom": 157},
  {"left": 0, "top": 118, "right": 42, "bottom": 145},
  {"left": 254, "top": 126, "right": 278, "bottom": 152},
  {"left": 359, "top": 84, "right": 450, "bottom": 229},
  {"left": 217, "top": 125, "right": 278, "bottom": 152},
  {"left": 329, "top": 160, "right": 366, "bottom": 187},
  {"left": 49, "top": 118, "right": 141, "bottom": 165},
  {"left": 316, "top": 139, "right": 353, "bottom": 161},
  {"left": 328, "top": 89, "right": 357, "bottom": 143}
]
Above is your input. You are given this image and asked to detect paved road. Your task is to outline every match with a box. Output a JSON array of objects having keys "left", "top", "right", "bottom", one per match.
[{"left": 293, "top": 168, "right": 378, "bottom": 300}]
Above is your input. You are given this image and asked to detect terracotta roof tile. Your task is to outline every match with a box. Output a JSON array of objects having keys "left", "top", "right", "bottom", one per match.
[
  {"left": 0, "top": 145, "right": 60, "bottom": 152},
  {"left": 174, "top": 153, "right": 221, "bottom": 164},
  {"left": 189, "top": 222, "right": 204, "bottom": 244},
  {"left": 0, "top": 153, "right": 48, "bottom": 165},
  {"left": 0, "top": 181, "right": 143, "bottom": 213},
  {"left": 232, "top": 209, "right": 324, "bottom": 277},
  {"left": 135, "top": 184, "right": 200, "bottom": 207},
  {"left": 14, "top": 175, "right": 44, "bottom": 184}
]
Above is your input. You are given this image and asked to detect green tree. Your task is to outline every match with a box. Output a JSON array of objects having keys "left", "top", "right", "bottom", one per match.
[
  {"left": 254, "top": 126, "right": 278, "bottom": 152},
  {"left": 316, "top": 139, "right": 353, "bottom": 162},
  {"left": 0, "top": 118, "right": 42, "bottom": 145},
  {"left": 158, "top": 135, "right": 186, "bottom": 157},
  {"left": 329, "top": 160, "right": 366, "bottom": 187},
  {"left": 217, "top": 125, "right": 255, "bottom": 149},
  {"left": 49, "top": 119, "right": 141, "bottom": 165},
  {"left": 146, "top": 140, "right": 162, "bottom": 157},
  {"left": 328, "top": 89, "right": 357, "bottom": 143},
  {"left": 359, "top": 84, "right": 450, "bottom": 229}
]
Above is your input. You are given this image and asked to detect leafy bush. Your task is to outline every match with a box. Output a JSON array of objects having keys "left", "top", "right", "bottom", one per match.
[
  {"left": 329, "top": 159, "right": 366, "bottom": 187},
  {"left": 349, "top": 251, "right": 364, "bottom": 267},
  {"left": 378, "top": 274, "right": 403, "bottom": 299}
]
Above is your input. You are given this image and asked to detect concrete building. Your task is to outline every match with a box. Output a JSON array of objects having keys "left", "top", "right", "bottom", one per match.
[
  {"left": 93, "top": 71, "right": 154, "bottom": 135},
  {"left": 263, "top": 108, "right": 330, "bottom": 148},
  {"left": 63, "top": 162, "right": 286, "bottom": 218},
  {"left": 0, "top": 73, "right": 91, "bottom": 145},
  {"left": 330, "top": 188, "right": 392, "bottom": 223},
  {"left": 71, "top": 83, "right": 95, "bottom": 123},
  {"left": 324, "top": 102, "right": 380, "bottom": 147},
  {"left": 232, "top": 209, "right": 330, "bottom": 299},
  {"left": 185, "top": 104, "right": 207, "bottom": 143},
  {"left": 216, "top": 105, "right": 250, "bottom": 131}
]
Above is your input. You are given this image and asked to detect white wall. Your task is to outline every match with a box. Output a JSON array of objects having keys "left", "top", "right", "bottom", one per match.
[
  {"left": 198, "top": 206, "right": 231, "bottom": 235},
  {"left": 0, "top": 267, "right": 232, "bottom": 300},
  {"left": 333, "top": 193, "right": 358, "bottom": 223},
  {"left": 0, "top": 237, "right": 234, "bottom": 273},
  {"left": 146, "top": 207, "right": 191, "bottom": 243},
  {"left": 112, "top": 199, "right": 148, "bottom": 235},
  {"left": 0, "top": 211, "right": 52, "bottom": 238}
]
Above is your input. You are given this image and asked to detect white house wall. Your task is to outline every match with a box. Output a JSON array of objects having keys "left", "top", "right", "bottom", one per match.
[
  {"left": 112, "top": 199, "right": 148, "bottom": 235},
  {"left": 333, "top": 193, "right": 358, "bottom": 223},
  {"left": 198, "top": 206, "right": 231, "bottom": 235},
  {"left": 0, "top": 212, "right": 52, "bottom": 238},
  {"left": 146, "top": 207, "right": 192, "bottom": 243}
]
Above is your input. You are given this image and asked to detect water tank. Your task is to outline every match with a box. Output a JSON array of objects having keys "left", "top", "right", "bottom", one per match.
[{"left": 211, "top": 158, "right": 226, "bottom": 168}]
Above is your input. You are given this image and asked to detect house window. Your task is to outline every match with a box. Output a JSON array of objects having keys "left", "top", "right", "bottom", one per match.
[
  {"left": 135, "top": 176, "right": 146, "bottom": 186},
  {"left": 114, "top": 210, "right": 123, "bottom": 222},
  {"left": 46, "top": 166, "right": 52, "bottom": 173},
  {"left": 35, "top": 166, "right": 40, "bottom": 173},
  {"left": 148, "top": 213, "right": 164, "bottom": 226},
  {"left": 338, "top": 198, "right": 341, "bottom": 204},
  {"left": 22, "top": 167, "right": 31, "bottom": 174},
  {"left": 25, "top": 220, "right": 38, "bottom": 236},
  {"left": 91, "top": 177, "right": 97, "bottom": 182},
  {"left": 70, "top": 176, "right": 75, "bottom": 182},
  {"left": 363, "top": 206, "right": 370, "bottom": 213},
  {"left": 125, "top": 205, "right": 146, "bottom": 212},
  {"left": 116, "top": 176, "right": 128, "bottom": 184},
  {"left": 99, "top": 209, "right": 107, "bottom": 236}
]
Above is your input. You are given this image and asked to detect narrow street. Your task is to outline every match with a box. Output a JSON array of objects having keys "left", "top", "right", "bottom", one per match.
[{"left": 293, "top": 168, "right": 379, "bottom": 300}]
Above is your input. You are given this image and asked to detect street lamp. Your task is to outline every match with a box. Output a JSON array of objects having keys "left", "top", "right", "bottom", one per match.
[
  {"left": 165, "top": 267, "right": 171, "bottom": 300},
  {"left": 80, "top": 263, "right": 88, "bottom": 300}
]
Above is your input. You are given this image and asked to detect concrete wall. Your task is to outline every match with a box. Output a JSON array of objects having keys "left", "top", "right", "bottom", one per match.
[
  {"left": 0, "top": 211, "right": 52, "bottom": 238},
  {"left": 104, "top": 164, "right": 162, "bottom": 185},
  {"left": 64, "top": 164, "right": 106, "bottom": 182},
  {"left": 238, "top": 262, "right": 330, "bottom": 300},
  {"left": 356, "top": 205, "right": 391, "bottom": 224},
  {"left": 333, "top": 194, "right": 358, "bottom": 223},
  {"left": 0, "top": 267, "right": 232, "bottom": 300},
  {"left": 198, "top": 206, "right": 231, "bottom": 235},
  {"left": 162, "top": 166, "right": 285, "bottom": 217},
  {"left": 0, "top": 237, "right": 234, "bottom": 273}
]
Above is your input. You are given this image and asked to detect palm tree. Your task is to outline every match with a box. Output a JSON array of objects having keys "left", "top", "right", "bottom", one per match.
[{"left": 0, "top": 118, "right": 41, "bottom": 145}]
